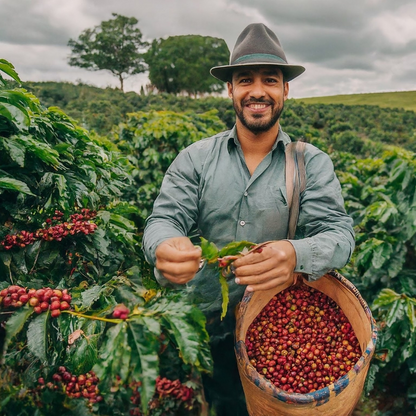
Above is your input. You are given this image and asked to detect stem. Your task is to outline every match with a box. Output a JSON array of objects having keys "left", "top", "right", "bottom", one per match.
[{"left": 62, "top": 310, "right": 124, "bottom": 324}]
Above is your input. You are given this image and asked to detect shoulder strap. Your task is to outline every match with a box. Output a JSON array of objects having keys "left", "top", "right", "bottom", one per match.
[{"left": 285, "top": 141, "right": 306, "bottom": 239}]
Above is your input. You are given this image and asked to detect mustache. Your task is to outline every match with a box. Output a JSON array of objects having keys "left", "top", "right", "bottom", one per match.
[{"left": 242, "top": 98, "right": 273, "bottom": 105}]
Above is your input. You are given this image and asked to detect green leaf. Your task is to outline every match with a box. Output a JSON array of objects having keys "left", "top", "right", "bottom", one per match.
[
  {"left": 129, "top": 319, "right": 160, "bottom": 415},
  {"left": 68, "top": 319, "right": 104, "bottom": 374},
  {"left": 0, "top": 59, "right": 22, "bottom": 84},
  {"left": 162, "top": 313, "right": 201, "bottom": 366},
  {"left": 385, "top": 299, "right": 404, "bottom": 328},
  {"left": 91, "top": 228, "right": 110, "bottom": 256},
  {"left": 0, "top": 177, "right": 35, "bottom": 196},
  {"left": 406, "top": 299, "right": 416, "bottom": 332},
  {"left": 80, "top": 285, "right": 105, "bottom": 309},
  {"left": 3, "top": 307, "right": 34, "bottom": 353},
  {"left": 2, "top": 137, "right": 26, "bottom": 167},
  {"left": 218, "top": 240, "right": 255, "bottom": 257},
  {"left": 27, "top": 312, "right": 49, "bottom": 363},
  {"left": 371, "top": 242, "right": 393, "bottom": 270},
  {"left": 219, "top": 272, "right": 229, "bottom": 320},
  {"left": 200, "top": 237, "right": 218, "bottom": 262},
  {"left": 94, "top": 322, "right": 131, "bottom": 390},
  {"left": 372, "top": 288, "right": 401, "bottom": 309}
]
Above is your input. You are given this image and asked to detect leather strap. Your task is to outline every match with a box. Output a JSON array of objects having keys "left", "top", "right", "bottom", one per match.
[{"left": 285, "top": 141, "right": 306, "bottom": 239}]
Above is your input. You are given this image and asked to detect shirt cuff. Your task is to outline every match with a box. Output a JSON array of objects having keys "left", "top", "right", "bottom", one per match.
[{"left": 287, "top": 238, "right": 315, "bottom": 278}]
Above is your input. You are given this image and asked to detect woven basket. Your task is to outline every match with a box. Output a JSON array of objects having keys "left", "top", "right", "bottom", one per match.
[{"left": 235, "top": 271, "right": 377, "bottom": 416}]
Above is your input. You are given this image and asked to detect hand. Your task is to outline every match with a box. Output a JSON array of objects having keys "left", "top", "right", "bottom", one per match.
[
  {"left": 232, "top": 241, "right": 296, "bottom": 292},
  {"left": 155, "top": 237, "right": 202, "bottom": 285}
]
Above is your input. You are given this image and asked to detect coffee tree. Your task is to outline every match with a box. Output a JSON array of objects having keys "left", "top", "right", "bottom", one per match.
[
  {"left": 0, "top": 60, "right": 212, "bottom": 415},
  {"left": 111, "top": 109, "right": 226, "bottom": 230}
]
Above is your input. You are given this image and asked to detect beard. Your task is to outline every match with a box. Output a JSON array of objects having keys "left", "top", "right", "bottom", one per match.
[{"left": 233, "top": 97, "right": 285, "bottom": 134}]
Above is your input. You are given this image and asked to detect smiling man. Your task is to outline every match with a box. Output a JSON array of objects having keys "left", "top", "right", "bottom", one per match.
[{"left": 142, "top": 23, "right": 355, "bottom": 416}]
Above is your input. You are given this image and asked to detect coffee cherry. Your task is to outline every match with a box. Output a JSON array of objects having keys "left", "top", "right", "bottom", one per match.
[
  {"left": 245, "top": 282, "right": 361, "bottom": 393},
  {"left": 112, "top": 304, "right": 130, "bottom": 320}
]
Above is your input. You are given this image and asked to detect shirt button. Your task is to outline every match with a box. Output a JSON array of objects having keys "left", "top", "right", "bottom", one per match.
[
  {"left": 243, "top": 192, "right": 248, "bottom": 197},
  {"left": 239, "top": 220, "right": 246, "bottom": 226}
]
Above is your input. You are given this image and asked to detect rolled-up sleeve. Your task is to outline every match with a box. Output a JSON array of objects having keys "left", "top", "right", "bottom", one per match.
[{"left": 288, "top": 149, "right": 355, "bottom": 280}]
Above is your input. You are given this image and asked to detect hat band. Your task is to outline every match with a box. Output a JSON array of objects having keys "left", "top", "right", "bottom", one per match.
[{"left": 233, "top": 53, "right": 287, "bottom": 65}]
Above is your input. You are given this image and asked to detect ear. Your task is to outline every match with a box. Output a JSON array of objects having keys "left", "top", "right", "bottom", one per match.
[
  {"left": 227, "top": 82, "right": 233, "bottom": 99},
  {"left": 283, "top": 82, "right": 289, "bottom": 101}
]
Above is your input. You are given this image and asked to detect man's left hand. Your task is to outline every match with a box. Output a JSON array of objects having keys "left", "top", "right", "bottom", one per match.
[{"left": 232, "top": 241, "right": 297, "bottom": 292}]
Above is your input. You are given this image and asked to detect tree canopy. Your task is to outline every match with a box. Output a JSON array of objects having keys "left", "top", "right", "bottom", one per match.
[
  {"left": 144, "top": 35, "right": 229, "bottom": 97},
  {"left": 67, "top": 13, "right": 148, "bottom": 91}
]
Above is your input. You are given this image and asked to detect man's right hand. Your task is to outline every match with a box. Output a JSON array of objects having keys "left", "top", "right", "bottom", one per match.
[{"left": 155, "top": 237, "right": 202, "bottom": 285}]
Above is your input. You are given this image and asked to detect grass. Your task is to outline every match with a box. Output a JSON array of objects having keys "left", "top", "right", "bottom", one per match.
[{"left": 295, "top": 90, "right": 416, "bottom": 112}]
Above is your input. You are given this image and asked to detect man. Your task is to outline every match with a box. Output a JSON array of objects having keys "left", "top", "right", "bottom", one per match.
[{"left": 143, "top": 23, "right": 355, "bottom": 415}]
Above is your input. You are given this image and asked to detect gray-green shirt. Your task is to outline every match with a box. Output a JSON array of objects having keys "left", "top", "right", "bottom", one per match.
[{"left": 143, "top": 126, "right": 355, "bottom": 318}]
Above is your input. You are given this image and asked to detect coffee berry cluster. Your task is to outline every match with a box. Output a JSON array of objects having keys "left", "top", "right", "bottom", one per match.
[
  {"left": 112, "top": 304, "right": 130, "bottom": 320},
  {"left": 1, "top": 208, "right": 98, "bottom": 250},
  {"left": 38, "top": 366, "right": 103, "bottom": 403},
  {"left": 129, "top": 376, "right": 194, "bottom": 415},
  {"left": 0, "top": 285, "right": 71, "bottom": 318},
  {"left": 245, "top": 282, "right": 361, "bottom": 394}
]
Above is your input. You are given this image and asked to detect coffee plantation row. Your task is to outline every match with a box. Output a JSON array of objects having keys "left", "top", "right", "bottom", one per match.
[{"left": 1, "top": 59, "right": 416, "bottom": 414}]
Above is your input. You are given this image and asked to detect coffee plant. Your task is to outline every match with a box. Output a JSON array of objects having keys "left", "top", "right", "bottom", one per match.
[
  {"left": 333, "top": 148, "right": 416, "bottom": 412},
  {"left": 111, "top": 109, "right": 226, "bottom": 230},
  {"left": 0, "top": 60, "right": 212, "bottom": 416}
]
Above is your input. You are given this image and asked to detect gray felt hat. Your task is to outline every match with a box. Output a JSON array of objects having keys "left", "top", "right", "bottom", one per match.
[{"left": 210, "top": 23, "right": 305, "bottom": 83}]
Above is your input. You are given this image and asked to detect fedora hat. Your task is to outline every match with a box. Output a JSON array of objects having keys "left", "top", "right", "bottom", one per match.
[{"left": 210, "top": 23, "right": 305, "bottom": 83}]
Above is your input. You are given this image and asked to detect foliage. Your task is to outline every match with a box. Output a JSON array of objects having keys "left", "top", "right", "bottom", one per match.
[
  {"left": 111, "top": 110, "right": 226, "bottom": 230},
  {"left": 68, "top": 14, "right": 148, "bottom": 91},
  {"left": 298, "top": 90, "right": 416, "bottom": 113},
  {"left": 21, "top": 82, "right": 416, "bottom": 157},
  {"left": 334, "top": 147, "right": 416, "bottom": 413},
  {"left": 144, "top": 35, "right": 229, "bottom": 97},
  {"left": 0, "top": 60, "right": 212, "bottom": 415}
]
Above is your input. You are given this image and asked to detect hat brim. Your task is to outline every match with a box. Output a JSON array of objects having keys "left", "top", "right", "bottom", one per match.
[{"left": 210, "top": 62, "right": 305, "bottom": 83}]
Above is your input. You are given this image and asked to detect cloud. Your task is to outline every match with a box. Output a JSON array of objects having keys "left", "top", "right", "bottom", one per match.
[{"left": 1, "top": 0, "right": 415, "bottom": 98}]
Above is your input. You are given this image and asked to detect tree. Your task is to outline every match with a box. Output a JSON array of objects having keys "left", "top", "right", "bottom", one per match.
[
  {"left": 68, "top": 13, "right": 148, "bottom": 91},
  {"left": 144, "top": 35, "right": 229, "bottom": 97}
]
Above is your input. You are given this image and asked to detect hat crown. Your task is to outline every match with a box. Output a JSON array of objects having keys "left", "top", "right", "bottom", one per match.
[
  {"left": 230, "top": 23, "right": 288, "bottom": 65},
  {"left": 210, "top": 23, "right": 305, "bottom": 83}
]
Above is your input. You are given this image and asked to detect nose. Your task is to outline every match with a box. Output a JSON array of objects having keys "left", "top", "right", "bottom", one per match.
[{"left": 249, "top": 78, "right": 266, "bottom": 99}]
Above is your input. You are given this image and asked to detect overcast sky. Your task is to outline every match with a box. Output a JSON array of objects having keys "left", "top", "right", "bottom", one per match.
[{"left": 1, "top": 0, "right": 416, "bottom": 99}]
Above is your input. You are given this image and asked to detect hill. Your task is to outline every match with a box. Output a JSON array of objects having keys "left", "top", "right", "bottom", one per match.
[
  {"left": 296, "top": 90, "right": 416, "bottom": 113},
  {"left": 20, "top": 81, "right": 416, "bottom": 155}
]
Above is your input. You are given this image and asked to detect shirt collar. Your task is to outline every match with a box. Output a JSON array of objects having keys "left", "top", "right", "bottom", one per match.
[{"left": 227, "top": 125, "right": 291, "bottom": 153}]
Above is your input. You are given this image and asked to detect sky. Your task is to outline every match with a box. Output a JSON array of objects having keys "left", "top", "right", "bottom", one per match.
[{"left": 1, "top": 0, "right": 416, "bottom": 99}]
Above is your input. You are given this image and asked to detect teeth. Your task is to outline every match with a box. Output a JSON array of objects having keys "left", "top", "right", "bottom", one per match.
[{"left": 249, "top": 104, "right": 267, "bottom": 109}]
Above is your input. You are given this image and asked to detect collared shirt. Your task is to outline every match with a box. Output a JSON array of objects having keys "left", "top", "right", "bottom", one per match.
[{"left": 142, "top": 126, "right": 355, "bottom": 317}]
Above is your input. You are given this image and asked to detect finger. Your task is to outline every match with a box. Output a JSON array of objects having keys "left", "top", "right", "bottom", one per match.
[
  {"left": 157, "top": 258, "right": 199, "bottom": 275},
  {"left": 234, "top": 257, "right": 275, "bottom": 277},
  {"left": 234, "top": 268, "right": 279, "bottom": 287},
  {"left": 233, "top": 250, "right": 266, "bottom": 267},
  {"left": 157, "top": 244, "right": 201, "bottom": 262}
]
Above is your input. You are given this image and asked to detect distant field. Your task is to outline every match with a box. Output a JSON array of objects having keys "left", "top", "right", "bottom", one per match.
[{"left": 295, "top": 90, "right": 416, "bottom": 112}]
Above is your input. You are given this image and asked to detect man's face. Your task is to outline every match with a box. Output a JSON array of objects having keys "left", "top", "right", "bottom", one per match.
[{"left": 227, "top": 66, "right": 289, "bottom": 134}]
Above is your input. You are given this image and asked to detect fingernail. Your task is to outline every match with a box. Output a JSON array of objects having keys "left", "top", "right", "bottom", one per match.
[
  {"left": 246, "top": 286, "right": 253, "bottom": 292},
  {"left": 235, "top": 278, "right": 240, "bottom": 284}
]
